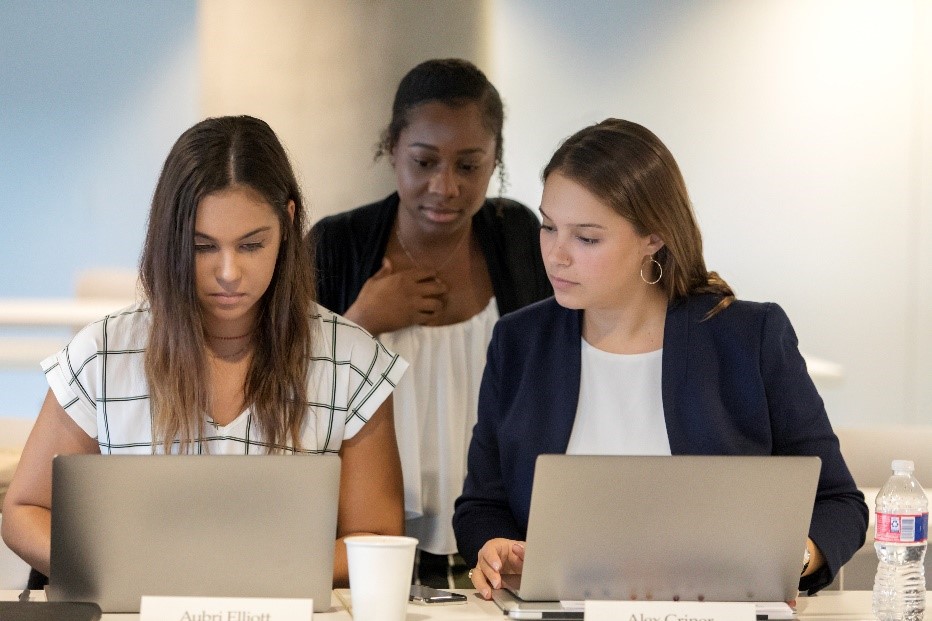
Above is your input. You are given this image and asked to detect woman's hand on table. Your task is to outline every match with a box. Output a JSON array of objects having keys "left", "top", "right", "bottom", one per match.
[{"left": 469, "top": 538, "right": 526, "bottom": 599}]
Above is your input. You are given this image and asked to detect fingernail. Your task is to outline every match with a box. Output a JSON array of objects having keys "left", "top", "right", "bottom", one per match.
[
  {"left": 492, "top": 561, "right": 501, "bottom": 571},
  {"left": 483, "top": 589, "right": 490, "bottom": 599}
]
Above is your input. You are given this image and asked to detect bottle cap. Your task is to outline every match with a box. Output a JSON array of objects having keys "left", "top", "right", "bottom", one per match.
[{"left": 892, "top": 459, "right": 915, "bottom": 473}]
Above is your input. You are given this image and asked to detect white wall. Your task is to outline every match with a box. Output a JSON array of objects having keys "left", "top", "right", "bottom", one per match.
[
  {"left": 916, "top": 0, "right": 932, "bottom": 426},
  {"left": 490, "top": 0, "right": 932, "bottom": 426},
  {"left": 0, "top": 1, "right": 200, "bottom": 417},
  {"left": 199, "top": 0, "right": 491, "bottom": 221},
  {"left": 2, "top": 1, "right": 930, "bottom": 427}
]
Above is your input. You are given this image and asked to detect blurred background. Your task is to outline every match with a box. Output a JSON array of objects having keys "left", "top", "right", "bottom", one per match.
[{"left": 1, "top": 0, "right": 930, "bottom": 428}]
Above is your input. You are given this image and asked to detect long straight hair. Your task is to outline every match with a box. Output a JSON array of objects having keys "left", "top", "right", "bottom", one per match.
[
  {"left": 543, "top": 118, "right": 734, "bottom": 317},
  {"left": 140, "top": 116, "right": 314, "bottom": 453}
]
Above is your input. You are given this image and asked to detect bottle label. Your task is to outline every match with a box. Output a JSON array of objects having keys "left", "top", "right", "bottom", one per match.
[{"left": 876, "top": 512, "right": 929, "bottom": 543}]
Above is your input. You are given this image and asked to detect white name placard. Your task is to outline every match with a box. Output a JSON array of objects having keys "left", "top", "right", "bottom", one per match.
[
  {"left": 585, "top": 600, "right": 756, "bottom": 621},
  {"left": 140, "top": 596, "right": 314, "bottom": 621}
]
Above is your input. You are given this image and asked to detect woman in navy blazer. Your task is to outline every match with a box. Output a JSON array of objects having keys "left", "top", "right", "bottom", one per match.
[{"left": 453, "top": 119, "right": 867, "bottom": 597}]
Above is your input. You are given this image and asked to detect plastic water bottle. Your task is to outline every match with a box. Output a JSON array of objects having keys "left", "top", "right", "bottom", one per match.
[{"left": 873, "top": 459, "right": 928, "bottom": 621}]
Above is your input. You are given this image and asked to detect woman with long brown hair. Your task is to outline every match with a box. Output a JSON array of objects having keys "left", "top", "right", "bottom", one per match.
[
  {"left": 453, "top": 118, "right": 867, "bottom": 597},
  {"left": 2, "top": 115, "right": 406, "bottom": 587}
]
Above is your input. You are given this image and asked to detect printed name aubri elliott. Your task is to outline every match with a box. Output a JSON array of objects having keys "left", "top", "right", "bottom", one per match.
[{"left": 179, "top": 611, "right": 272, "bottom": 621}]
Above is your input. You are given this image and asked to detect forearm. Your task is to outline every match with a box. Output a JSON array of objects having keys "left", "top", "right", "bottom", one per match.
[
  {"left": 801, "top": 537, "right": 824, "bottom": 578},
  {"left": 333, "top": 519, "right": 406, "bottom": 587},
  {"left": 1, "top": 503, "right": 51, "bottom": 576},
  {"left": 453, "top": 500, "right": 524, "bottom": 567},
  {"left": 333, "top": 538, "right": 349, "bottom": 587}
]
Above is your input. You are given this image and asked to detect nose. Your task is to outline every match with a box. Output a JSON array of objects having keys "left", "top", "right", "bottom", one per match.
[
  {"left": 427, "top": 165, "right": 459, "bottom": 198},
  {"left": 216, "top": 249, "right": 242, "bottom": 285},
  {"left": 544, "top": 235, "right": 571, "bottom": 268}
]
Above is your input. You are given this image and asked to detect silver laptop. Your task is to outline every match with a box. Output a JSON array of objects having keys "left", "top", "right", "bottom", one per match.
[
  {"left": 493, "top": 455, "right": 820, "bottom": 616},
  {"left": 48, "top": 454, "right": 340, "bottom": 613}
]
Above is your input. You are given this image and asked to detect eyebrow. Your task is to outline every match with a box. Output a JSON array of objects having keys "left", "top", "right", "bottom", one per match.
[
  {"left": 539, "top": 208, "right": 606, "bottom": 229},
  {"left": 194, "top": 226, "right": 272, "bottom": 241},
  {"left": 407, "top": 143, "right": 487, "bottom": 156}
]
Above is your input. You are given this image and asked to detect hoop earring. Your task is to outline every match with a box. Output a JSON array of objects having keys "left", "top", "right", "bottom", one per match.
[{"left": 640, "top": 255, "right": 662, "bottom": 285}]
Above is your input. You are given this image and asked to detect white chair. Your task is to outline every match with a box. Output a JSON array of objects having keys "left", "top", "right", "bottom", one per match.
[
  {"left": 833, "top": 426, "right": 932, "bottom": 590},
  {"left": 0, "top": 417, "right": 35, "bottom": 589},
  {"left": 0, "top": 514, "right": 30, "bottom": 589}
]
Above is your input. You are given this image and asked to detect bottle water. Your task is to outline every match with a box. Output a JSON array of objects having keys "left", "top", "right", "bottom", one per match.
[{"left": 873, "top": 459, "right": 928, "bottom": 621}]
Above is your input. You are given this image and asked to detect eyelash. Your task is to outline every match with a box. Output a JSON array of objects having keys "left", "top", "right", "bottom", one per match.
[
  {"left": 412, "top": 159, "right": 480, "bottom": 174},
  {"left": 539, "top": 223, "right": 599, "bottom": 245},
  {"left": 193, "top": 242, "right": 265, "bottom": 253}
]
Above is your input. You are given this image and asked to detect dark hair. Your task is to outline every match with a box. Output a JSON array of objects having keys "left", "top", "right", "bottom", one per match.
[
  {"left": 543, "top": 118, "right": 734, "bottom": 317},
  {"left": 140, "top": 115, "right": 314, "bottom": 452},
  {"left": 377, "top": 58, "right": 505, "bottom": 172}
]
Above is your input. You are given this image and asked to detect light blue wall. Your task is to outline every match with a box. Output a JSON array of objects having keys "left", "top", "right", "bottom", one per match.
[{"left": 0, "top": 0, "right": 200, "bottom": 417}]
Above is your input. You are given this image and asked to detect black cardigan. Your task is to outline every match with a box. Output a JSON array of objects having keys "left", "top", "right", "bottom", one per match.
[{"left": 309, "top": 193, "right": 552, "bottom": 317}]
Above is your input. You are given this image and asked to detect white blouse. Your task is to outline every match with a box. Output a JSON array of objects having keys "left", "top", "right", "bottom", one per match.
[
  {"left": 41, "top": 303, "right": 407, "bottom": 454},
  {"left": 567, "top": 340, "right": 671, "bottom": 456},
  {"left": 380, "top": 297, "right": 498, "bottom": 555}
]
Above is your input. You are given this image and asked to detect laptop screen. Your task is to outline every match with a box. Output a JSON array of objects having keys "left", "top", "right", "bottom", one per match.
[
  {"left": 49, "top": 454, "right": 340, "bottom": 613},
  {"left": 513, "top": 455, "right": 820, "bottom": 603}
]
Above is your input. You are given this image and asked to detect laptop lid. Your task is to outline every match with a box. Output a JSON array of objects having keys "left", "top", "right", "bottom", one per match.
[
  {"left": 510, "top": 455, "right": 820, "bottom": 603},
  {"left": 48, "top": 454, "right": 340, "bottom": 613}
]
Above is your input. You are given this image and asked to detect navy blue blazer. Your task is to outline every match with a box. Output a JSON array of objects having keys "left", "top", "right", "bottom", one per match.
[{"left": 453, "top": 295, "right": 867, "bottom": 594}]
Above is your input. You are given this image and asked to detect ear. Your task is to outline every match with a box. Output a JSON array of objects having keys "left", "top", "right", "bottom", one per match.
[
  {"left": 645, "top": 233, "right": 665, "bottom": 254},
  {"left": 281, "top": 200, "right": 296, "bottom": 242}
]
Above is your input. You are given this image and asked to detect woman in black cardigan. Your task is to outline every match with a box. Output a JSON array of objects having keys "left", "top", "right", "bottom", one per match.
[{"left": 310, "top": 58, "right": 551, "bottom": 588}]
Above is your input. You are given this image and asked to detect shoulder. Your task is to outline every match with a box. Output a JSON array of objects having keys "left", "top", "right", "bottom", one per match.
[
  {"left": 492, "top": 297, "right": 575, "bottom": 345},
  {"left": 41, "top": 302, "right": 149, "bottom": 390},
  {"left": 306, "top": 304, "right": 408, "bottom": 415},
  {"left": 309, "top": 303, "right": 375, "bottom": 341},
  {"left": 673, "top": 295, "right": 792, "bottom": 342},
  {"left": 72, "top": 302, "right": 151, "bottom": 350},
  {"left": 311, "top": 194, "right": 398, "bottom": 236},
  {"left": 476, "top": 197, "right": 540, "bottom": 231},
  {"left": 308, "top": 303, "right": 395, "bottom": 360},
  {"left": 498, "top": 296, "right": 563, "bottom": 324}
]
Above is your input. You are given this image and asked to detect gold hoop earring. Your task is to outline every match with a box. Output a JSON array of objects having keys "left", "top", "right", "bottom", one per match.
[{"left": 640, "top": 255, "right": 662, "bottom": 285}]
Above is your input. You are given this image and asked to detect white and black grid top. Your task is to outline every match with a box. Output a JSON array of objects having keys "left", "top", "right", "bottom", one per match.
[{"left": 41, "top": 302, "right": 408, "bottom": 455}]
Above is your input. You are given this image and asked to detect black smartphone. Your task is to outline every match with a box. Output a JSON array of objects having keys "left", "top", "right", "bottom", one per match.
[
  {"left": 0, "top": 602, "right": 103, "bottom": 621},
  {"left": 409, "top": 584, "right": 468, "bottom": 605}
]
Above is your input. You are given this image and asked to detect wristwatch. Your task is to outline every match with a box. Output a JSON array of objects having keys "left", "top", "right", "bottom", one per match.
[{"left": 801, "top": 546, "right": 811, "bottom": 575}]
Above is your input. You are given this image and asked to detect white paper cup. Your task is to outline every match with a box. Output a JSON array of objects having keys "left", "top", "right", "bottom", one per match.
[{"left": 345, "top": 535, "right": 418, "bottom": 621}]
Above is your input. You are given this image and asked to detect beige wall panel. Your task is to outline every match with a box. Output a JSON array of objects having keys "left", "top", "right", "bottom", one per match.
[{"left": 200, "top": 0, "right": 490, "bottom": 224}]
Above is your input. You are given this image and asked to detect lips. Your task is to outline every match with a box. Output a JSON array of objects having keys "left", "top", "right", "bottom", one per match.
[
  {"left": 420, "top": 205, "right": 461, "bottom": 223},
  {"left": 548, "top": 274, "right": 578, "bottom": 291},
  {"left": 211, "top": 292, "right": 246, "bottom": 305}
]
